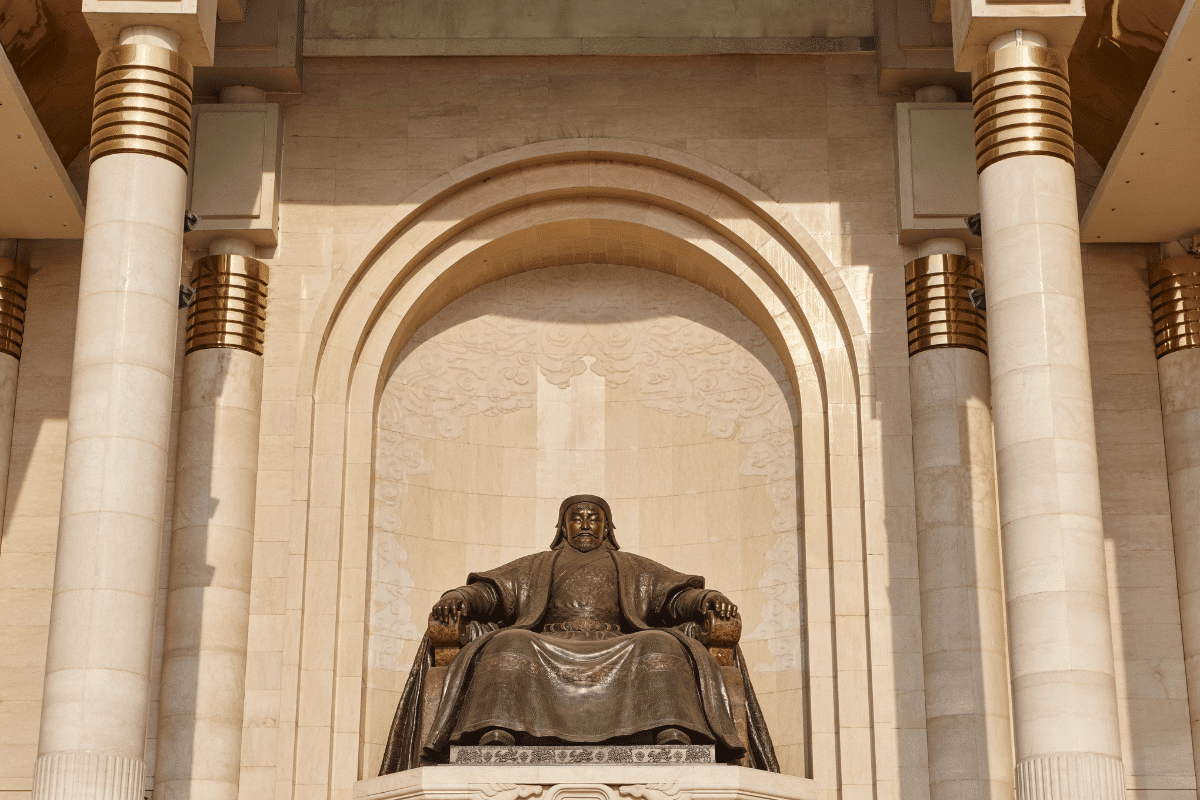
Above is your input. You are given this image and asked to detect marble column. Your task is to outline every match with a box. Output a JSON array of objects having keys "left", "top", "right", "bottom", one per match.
[
  {"left": 34, "top": 26, "right": 193, "bottom": 800},
  {"left": 154, "top": 239, "right": 267, "bottom": 800},
  {"left": 972, "top": 31, "right": 1125, "bottom": 800},
  {"left": 0, "top": 254, "right": 29, "bottom": 531},
  {"left": 1149, "top": 255, "right": 1200, "bottom": 785},
  {"left": 907, "top": 238, "right": 1013, "bottom": 800}
]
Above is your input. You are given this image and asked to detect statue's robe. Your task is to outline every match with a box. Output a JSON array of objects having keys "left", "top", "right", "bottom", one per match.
[{"left": 379, "top": 546, "right": 780, "bottom": 772}]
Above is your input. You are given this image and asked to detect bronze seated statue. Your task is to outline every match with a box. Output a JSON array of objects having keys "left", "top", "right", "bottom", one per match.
[{"left": 379, "top": 495, "right": 778, "bottom": 772}]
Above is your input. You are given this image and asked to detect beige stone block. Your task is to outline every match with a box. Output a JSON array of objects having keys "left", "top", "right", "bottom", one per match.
[
  {"left": 828, "top": 137, "right": 894, "bottom": 172},
  {"left": 0, "top": 743, "right": 36, "bottom": 786},
  {"left": 333, "top": 138, "right": 408, "bottom": 172},
  {"left": 839, "top": 201, "right": 897, "bottom": 235},
  {"left": 827, "top": 105, "right": 895, "bottom": 139},
  {"left": 281, "top": 170, "right": 336, "bottom": 205},
  {"left": 0, "top": 701, "right": 39, "bottom": 745},
  {"left": 0, "top": 590, "right": 50, "bottom": 627},
  {"left": 338, "top": 72, "right": 408, "bottom": 107},
  {"left": 284, "top": 136, "right": 337, "bottom": 171},
  {"left": 0, "top": 553, "right": 55, "bottom": 590},
  {"left": 755, "top": 139, "right": 827, "bottom": 173},
  {"left": 283, "top": 104, "right": 341, "bottom": 138},
  {"left": 246, "top": 651, "right": 283, "bottom": 692},
  {"left": 335, "top": 170, "right": 408, "bottom": 207},
  {"left": 247, "top": 614, "right": 285, "bottom": 654},
  {"left": 238, "top": 766, "right": 276, "bottom": 800}
]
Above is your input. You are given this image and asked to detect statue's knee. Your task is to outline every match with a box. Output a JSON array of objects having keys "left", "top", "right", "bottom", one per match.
[{"left": 490, "top": 628, "right": 535, "bottom": 648}]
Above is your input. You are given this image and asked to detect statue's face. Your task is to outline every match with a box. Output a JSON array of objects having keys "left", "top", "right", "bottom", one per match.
[{"left": 564, "top": 502, "right": 607, "bottom": 552}]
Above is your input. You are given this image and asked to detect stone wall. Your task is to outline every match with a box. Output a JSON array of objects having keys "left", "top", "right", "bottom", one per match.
[
  {"left": 1083, "top": 243, "right": 1197, "bottom": 799},
  {"left": 302, "top": 1, "right": 874, "bottom": 57},
  {"left": 0, "top": 52, "right": 1189, "bottom": 800}
]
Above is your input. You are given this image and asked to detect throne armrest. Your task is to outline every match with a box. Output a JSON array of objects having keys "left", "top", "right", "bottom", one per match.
[
  {"left": 428, "top": 615, "right": 465, "bottom": 667},
  {"left": 698, "top": 611, "right": 741, "bottom": 666},
  {"left": 698, "top": 612, "right": 748, "bottom": 765}
]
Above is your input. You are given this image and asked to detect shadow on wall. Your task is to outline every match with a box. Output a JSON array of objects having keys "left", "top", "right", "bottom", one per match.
[
  {"left": 0, "top": 240, "right": 86, "bottom": 780},
  {"left": 154, "top": 311, "right": 236, "bottom": 800}
]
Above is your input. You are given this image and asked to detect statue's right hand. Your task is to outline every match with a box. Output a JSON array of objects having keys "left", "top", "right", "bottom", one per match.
[{"left": 431, "top": 591, "right": 466, "bottom": 625}]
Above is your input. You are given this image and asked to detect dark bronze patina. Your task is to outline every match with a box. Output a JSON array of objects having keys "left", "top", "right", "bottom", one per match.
[{"left": 379, "top": 495, "right": 779, "bottom": 773}]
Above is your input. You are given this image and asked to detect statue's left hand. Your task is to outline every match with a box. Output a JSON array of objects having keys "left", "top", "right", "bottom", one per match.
[
  {"left": 703, "top": 593, "right": 739, "bottom": 621},
  {"left": 431, "top": 591, "right": 467, "bottom": 625}
]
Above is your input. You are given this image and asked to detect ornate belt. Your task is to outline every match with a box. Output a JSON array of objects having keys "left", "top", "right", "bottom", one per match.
[{"left": 542, "top": 620, "right": 620, "bottom": 633}]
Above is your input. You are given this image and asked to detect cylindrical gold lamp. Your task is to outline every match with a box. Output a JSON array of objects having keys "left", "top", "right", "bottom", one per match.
[
  {"left": 185, "top": 254, "right": 269, "bottom": 355},
  {"left": 0, "top": 257, "right": 29, "bottom": 361},
  {"left": 1150, "top": 254, "right": 1200, "bottom": 358},
  {"left": 905, "top": 252, "right": 987, "bottom": 356},
  {"left": 972, "top": 42, "right": 1074, "bottom": 174}
]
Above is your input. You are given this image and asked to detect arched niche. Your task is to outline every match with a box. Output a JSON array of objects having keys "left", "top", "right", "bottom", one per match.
[
  {"left": 368, "top": 258, "right": 804, "bottom": 770},
  {"left": 287, "top": 140, "right": 873, "bottom": 800}
]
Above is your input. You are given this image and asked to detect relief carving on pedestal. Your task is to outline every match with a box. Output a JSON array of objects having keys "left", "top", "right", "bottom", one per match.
[
  {"left": 480, "top": 784, "right": 545, "bottom": 800},
  {"left": 618, "top": 783, "right": 689, "bottom": 800}
]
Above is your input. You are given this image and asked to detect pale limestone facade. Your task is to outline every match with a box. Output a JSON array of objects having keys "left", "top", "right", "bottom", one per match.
[{"left": 0, "top": 4, "right": 1197, "bottom": 800}]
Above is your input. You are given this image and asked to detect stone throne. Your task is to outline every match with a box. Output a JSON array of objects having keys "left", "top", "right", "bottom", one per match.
[{"left": 421, "top": 610, "right": 752, "bottom": 766}]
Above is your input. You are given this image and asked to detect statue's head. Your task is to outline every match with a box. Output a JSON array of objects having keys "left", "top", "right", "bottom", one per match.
[{"left": 551, "top": 494, "right": 620, "bottom": 551}]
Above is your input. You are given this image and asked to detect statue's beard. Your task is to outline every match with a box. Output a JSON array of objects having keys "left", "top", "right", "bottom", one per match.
[{"left": 569, "top": 533, "right": 604, "bottom": 552}]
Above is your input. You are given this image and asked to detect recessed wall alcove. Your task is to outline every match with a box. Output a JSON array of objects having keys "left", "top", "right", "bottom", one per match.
[
  {"left": 366, "top": 261, "right": 805, "bottom": 774},
  {"left": 289, "top": 140, "right": 873, "bottom": 800}
]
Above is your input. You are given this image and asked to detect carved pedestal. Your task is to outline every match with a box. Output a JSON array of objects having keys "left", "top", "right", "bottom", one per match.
[
  {"left": 448, "top": 746, "right": 716, "bottom": 765},
  {"left": 354, "top": 766, "right": 814, "bottom": 800}
]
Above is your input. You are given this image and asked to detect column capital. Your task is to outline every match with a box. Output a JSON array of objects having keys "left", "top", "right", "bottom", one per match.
[
  {"left": 82, "top": 3, "right": 218, "bottom": 66},
  {"left": 949, "top": 5, "right": 1084, "bottom": 71}
]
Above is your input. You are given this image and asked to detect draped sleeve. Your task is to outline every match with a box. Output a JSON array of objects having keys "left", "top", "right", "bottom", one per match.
[
  {"left": 611, "top": 550, "right": 705, "bottom": 627},
  {"left": 465, "top": 550, "right": 557, "bottom": 628}
]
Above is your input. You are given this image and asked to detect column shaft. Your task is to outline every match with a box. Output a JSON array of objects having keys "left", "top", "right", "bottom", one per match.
[
  {"left": 907, "top": 248, "right": 1014, "bottom": 800},
  {"left": 1150, "top": 255, "right": 1200, "bottom": 784},
  {"left": 35, "top": 30, "right": 192, "bottom": 800},
  {"left": 154, "top": 250, "right": 267, "bottom": 800},
  {"left": 973, "top": 37, "right": 1125, "bottom": 800}
]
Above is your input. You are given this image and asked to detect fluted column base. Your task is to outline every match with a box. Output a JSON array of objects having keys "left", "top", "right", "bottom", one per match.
[
  {"left": 1015, "top": 753, "right": 1124, "bottom": 800},
  {"left": 33, "top": 751, "right": 145, "bottom": 800}
]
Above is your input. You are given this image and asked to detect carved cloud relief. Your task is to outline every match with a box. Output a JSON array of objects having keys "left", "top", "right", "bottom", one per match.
[{"left": 370, "top": 265, "right": 803, "bottom": 675}]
